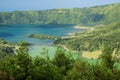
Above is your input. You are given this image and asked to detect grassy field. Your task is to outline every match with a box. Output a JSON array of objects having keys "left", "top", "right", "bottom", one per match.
[{"left": 82, "top": 50, "right": 102, "bottom": 59}]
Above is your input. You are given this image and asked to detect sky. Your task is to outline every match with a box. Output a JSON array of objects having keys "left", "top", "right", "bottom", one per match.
[{"left": 0, "top": 0, "right": 120, "bottom": 11}]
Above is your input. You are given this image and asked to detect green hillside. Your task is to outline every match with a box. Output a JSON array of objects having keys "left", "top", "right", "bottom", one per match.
[
  {"left": 0, "top": 3, "right": 120, "bottom": 26},
  {"left": 54, "top": 21, "right": 120, "bottom": 51}
]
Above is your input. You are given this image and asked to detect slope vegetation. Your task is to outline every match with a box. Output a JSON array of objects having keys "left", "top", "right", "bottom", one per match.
[
  {"left": 0, "top": 3, "right": 120, "bottom": 26},
  {"left": 54, "top": 21, "right": 120, "bottom": 51}
]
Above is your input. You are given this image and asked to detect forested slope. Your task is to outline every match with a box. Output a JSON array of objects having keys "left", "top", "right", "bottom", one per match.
[
  {"left": 0, "top": 3, "right": 120, "bottom": 26},
  {"left": 54, "top": 21, "right": 120, "bottom": 51}
]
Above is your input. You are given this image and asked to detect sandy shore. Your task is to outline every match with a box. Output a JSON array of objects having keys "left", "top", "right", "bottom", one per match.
[
  {"left": 67, "top": 32, "right": 75, "bottom": 36},
  {"left": 74, "top": 26, "right": 90, "bottom": 29}
]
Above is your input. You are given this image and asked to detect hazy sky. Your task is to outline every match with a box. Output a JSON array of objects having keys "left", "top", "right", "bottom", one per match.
[{"left": 0, "top": 0, "right": 120, "bottom": 11}]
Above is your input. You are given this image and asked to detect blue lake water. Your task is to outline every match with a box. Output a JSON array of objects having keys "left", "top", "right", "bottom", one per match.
[
  {"left": 0, "top": 24, "right": 83, "bottom": 44},
  {"left": 0, "top": 24, "right": 83, "bottom": 58}
]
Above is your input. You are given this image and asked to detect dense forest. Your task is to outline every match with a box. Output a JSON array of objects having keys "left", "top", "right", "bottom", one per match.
[{"left": 0, "top": 3, "right": 120, "bottom": 26}]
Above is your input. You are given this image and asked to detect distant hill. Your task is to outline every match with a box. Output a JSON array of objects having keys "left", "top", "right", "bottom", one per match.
[{"left": 0, "top": 3, "right": 120, "bottom": 26}]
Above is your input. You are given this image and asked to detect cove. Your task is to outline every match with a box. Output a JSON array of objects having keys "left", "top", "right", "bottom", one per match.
[
  {"left": 0, "top": 24, "right": 82, "bottom": 44},
  {"left": 0, "top": 24, "right": 83, "bottom": 58}
]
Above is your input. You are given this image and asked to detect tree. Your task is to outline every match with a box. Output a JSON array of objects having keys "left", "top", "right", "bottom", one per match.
[
  {"left": 14, "top": 46, "right": 33, "bottom": 80},
  {"left": 52, "top": 48, "right": 74, "bottom": 76},
  {"left": 101, "top": 46, "right": 115, "bottom": 69}
]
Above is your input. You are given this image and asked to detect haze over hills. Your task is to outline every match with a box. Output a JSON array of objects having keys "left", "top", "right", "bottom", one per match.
[{"left": 0, "top": 3, "right": 120, "bottom": 26}]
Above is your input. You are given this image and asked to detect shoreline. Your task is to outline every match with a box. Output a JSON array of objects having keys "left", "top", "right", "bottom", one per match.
[
  {"left": 74, "top": 26, "right": 90, "bottom": 29},
  {"left": 59, "top": 44, "right": 78, "bottom": 53}
]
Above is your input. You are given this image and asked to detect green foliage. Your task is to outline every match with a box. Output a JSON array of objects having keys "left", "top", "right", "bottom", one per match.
[
  {"left": 101, "top": 46, "right": 115, "bottom": 69},
  {"left": 0, "top": 45, "right": 120, "bottom": 80},
  {"left": 17, "top": 41, "right": 31, "bottom": 46},
  {"left": 52, "top": 49, "right": 74, "bottom": 76},
  {"left": 33, "top": 57, "right": 62, "bottom": 80},
  {"left": 0, "top": 3, "right": 120, "bottom": 26},
  {"left": 55, "top": 21, "right": 120, "bottom": 51},
  {"left": 89, "top": 46, "right": 120, "bottom": 80},
  {"left": 66, "top": 59, "right": 92, "bottom": 80},
  {"left": 28, "top": 33, "right": 58, "bottom": 40},
  {"left": 0, "top": 39, "right": 15, "bottom": 59}
]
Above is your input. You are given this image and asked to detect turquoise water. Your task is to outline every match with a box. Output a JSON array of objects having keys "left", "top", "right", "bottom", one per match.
[
  {"left": 29, "top": 45, "right": 57, "bottom": 58},
  {"left": 0, "top": 24, "right": 83, "bottom": 58},
  {"left": 28, "top": 44, "right": 80, "bottom": 59},
  {"left": 0, "top": 24, "right": 82, "bottom": 44}
]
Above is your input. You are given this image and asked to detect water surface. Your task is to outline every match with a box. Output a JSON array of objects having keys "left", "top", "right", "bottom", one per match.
[
  {"left": 0, "top": 24, "right": 82, "bottom": 44},
  {"left": 0, "top": 24, "right": 83, "bottom": 58}
]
